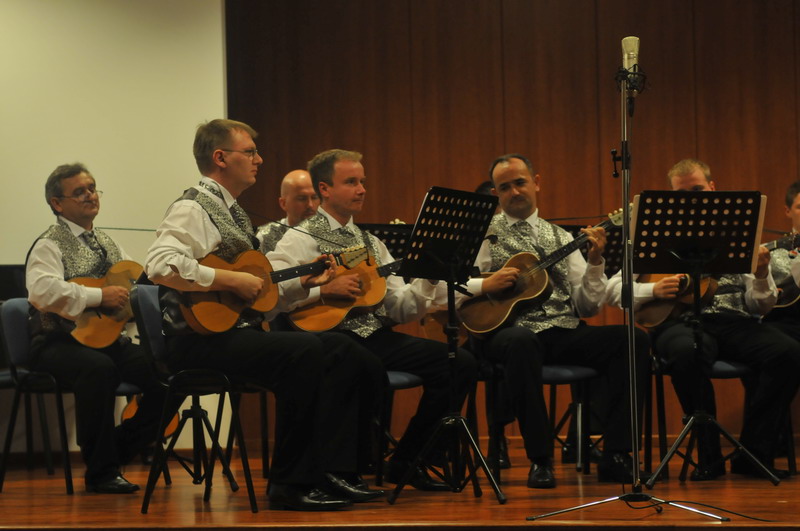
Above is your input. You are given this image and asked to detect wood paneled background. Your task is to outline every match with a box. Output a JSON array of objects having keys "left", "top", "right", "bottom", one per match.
[{"left": 225, "top": 0, "right": 800, "bottom": 447}]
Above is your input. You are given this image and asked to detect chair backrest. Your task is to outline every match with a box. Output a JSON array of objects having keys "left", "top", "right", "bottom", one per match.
[
  {"left": 130, "top": 285, "right": 168, "bottom": 366},
  {"left": 0, "top": 298, "right": 33, "bottom": 369}
]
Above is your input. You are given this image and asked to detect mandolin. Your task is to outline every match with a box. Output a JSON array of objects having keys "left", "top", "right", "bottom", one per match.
[
  {"left": 636, "top": 232, "right": 800, "bottom": 327},
  {"left": 288, "top": 256, "right": 403, "bottom": 332},
  {"left": 458, "top": 209, "right": 625, "bottom": 335},
  {"left": 634, "top": 274, "right": 718, "bottom": 328},
  {"left": 180, "top": 247, "right": 368, "bottom": 334},
  {"left": 70, "top": 260, "right": 143, "bottom": 348}
]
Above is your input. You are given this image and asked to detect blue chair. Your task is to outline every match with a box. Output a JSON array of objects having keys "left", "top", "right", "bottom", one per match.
[
  {"left": 0, "top": 298, "right": 142, "bottom": 494},
  {"left": 131, "top": 284, "right": 258, "bottom": 514},
  {"left": 374, "top": 371, "right": 424, "bottom": 486}
]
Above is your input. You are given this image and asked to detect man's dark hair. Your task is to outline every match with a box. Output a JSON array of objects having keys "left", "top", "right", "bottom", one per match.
[{"left": 785, "top": 180, "right": 800, "bottom": 208}]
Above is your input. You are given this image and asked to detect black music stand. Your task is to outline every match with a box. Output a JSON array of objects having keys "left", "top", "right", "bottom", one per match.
[
  {"left": 632, "top": 190, "right": 780, "bottom": 488},
  {"left": 386, "top": 186, "right": 506, "bottom": 504},
  {"left": 357, "top": 223, "right": 412, "bottom": 258}
]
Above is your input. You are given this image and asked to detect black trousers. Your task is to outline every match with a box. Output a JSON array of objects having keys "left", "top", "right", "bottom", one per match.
[
  {"left": 33, "top": 336, "right": 166, "bottom": 483},
  {"left": 333, "top": 328, "right": 478, "bottom": 462},
  {"left": 654, "top": 315, "right": 800, "bottom": 465},
  {"left": 166, "top": 328, "right": 382, "bottom": 486},
  {"left": 480, "top": 323, "right": 651, "bottom": 462}
]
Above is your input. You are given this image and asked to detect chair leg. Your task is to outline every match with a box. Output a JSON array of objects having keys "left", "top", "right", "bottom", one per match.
[
  {"left": 229, "top": 392, "right": 258, "bottom": 513},
  {"left": 142, "top": 388, "right": 186, "bottom": 514},
  {"left": 23, "top": 392, "right": 33, "bottom": 470},
  {"left": 655, "top": 370, "right": 669, "bottom": 478},
  {"left": 35, "top": 394, "right": 54, "bottom": 475},
  {"left": 259, "top": 391, "right": 270, "bottom": 479},
  {"left": 375, "top": 389, "right": 396, "bottom": 487},
  {"left": 0, "top": 388, "right": 23, "bottom": 493},
  {"left": 786, "top": 415, "right": 797, "bottom": 475},
  {"left": 53, "top": 391, "right": 73, "bottom": 494}
]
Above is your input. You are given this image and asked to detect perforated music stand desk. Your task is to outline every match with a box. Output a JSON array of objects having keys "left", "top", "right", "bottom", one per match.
[
  {"left": 387, "top": 186, "right": 505, "bottom": 504},
  {"left": 629, "top": 190, "right": 779, "bottom": 488},
  {"left": 631, "top": 190, "right": 766, "bottom": 276},
  {"left": 357, "top": 223, "right": 412, "bottom": 258}
]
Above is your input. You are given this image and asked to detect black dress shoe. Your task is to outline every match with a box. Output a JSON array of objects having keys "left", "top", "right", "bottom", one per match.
[
  {"left": 730, "top": 457, "right": 790, "bottom": 479},
  {"left": 527, "top": 462, "right": 556, "bottom": 489},
  {"left": 690, "top": 462, "right": 726, "bottom": 481},
  {"left": 322, "top": 473, "right": 385, "bottom": 502},
  {"left": 85, "top": 474, "right": 140, "bottom": 494},
  {"left": 385, "top": 460, "right": 452, "bottom": 492},
  {"left": 268, "top": 483, "right": 353, "bottom": 511},
  {"left": 597, "top": 452, "right": 651, "bottom": 483}
]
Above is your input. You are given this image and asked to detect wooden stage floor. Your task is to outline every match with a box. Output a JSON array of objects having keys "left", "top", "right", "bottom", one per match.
[{"left": 0, "top": 438, "right": 798, "bottom": 530}]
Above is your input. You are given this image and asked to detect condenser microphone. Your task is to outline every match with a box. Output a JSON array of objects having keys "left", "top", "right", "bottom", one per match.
[{"left": 622, "top": 36, "right": 640, "bottom": 72}]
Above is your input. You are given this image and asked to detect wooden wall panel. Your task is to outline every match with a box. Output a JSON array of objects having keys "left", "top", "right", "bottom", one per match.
[
  {"left": 501, "top": 0, "right": 603, "bottom": 221},
  {"left": 694, "top": 0, "right": 798, "bottom": 235},
  {"left": 226, "top": 0, "right": 800, "bottom": 450}
]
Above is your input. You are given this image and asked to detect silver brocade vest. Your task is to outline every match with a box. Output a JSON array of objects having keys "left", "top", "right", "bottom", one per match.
[
  {"left": 487, "top": 215, "right": 580, "bottom": 333},
  {"left": 257, "top": 222, "right": 289, "bottom": 254},
  {"left": 678, "top": 273, "right": 755, "bottom": 318},
  {"left": 30, "top": 219, "right": 124, "bottom": 335},
  {"left": 770, "top": 248, "right": 794, "bottom": 288},
  {"left": 160, "top": 188, "right": 262, "bottom": 334},
  {"left": 300, "top": 213, "right": 391, "bottom": 338}
]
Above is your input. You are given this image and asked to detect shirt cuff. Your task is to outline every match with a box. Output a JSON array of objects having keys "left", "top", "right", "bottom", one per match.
[{"left": 85, "top": 286, "right": 103, "bottom": 308}]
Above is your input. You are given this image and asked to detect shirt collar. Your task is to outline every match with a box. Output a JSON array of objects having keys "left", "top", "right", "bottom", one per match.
[
  {"left": 198, "top": 176, "right": 236, "bottom": 208},
  {"left": 318, "top": 205, "right": 356, "bottom": 231},
  {"left": 501, "top": 208, "right": 539, "bottom": 229},
  {"left": 58, "top": 216, "right": 92, "bottom": 237}
]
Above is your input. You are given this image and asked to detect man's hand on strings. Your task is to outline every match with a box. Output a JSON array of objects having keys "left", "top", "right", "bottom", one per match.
[
  {"left": 482, "top": 267, "right": 519, "bottom": 295},
  {"left": 320, "top": 273, "right": 362, "bottom": 301},
  {"left": 582, "top": 226, "right": 606, "bottom": 265},
  {"left": 300, "top": 254, "right": 337, "bottom": 289}
]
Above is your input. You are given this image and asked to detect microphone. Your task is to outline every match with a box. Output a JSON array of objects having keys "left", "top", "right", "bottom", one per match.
[{"left": 622, "top": 36, "right": 639, "bottom": 72}]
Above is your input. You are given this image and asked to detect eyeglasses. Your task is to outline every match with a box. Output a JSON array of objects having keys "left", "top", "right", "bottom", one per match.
[
  {"left": 58, "top": 189, "right": 103, "bottom": 201},
  {"left": 220, "top": 148, "right": 259, "bottom": 160}
]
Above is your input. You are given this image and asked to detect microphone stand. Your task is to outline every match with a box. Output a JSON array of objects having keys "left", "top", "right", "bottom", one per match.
[{"left": 528, "top": 38, "right": 728, "bottom": 523}]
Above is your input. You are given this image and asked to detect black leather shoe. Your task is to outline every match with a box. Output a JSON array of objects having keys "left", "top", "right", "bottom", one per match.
[
  {"left": 322, "top": 473, "right": 385, "bottom": 502},
  {"left": 597, "top": 452, "right": 651, "bottom": 483},
  {"left": 690, "top": 462, "right": 726, "bottom": 481},
  {"left": 385, "top": 460, "right": 452, "bottom": 492},
  {"left": 527, "top": 462, "right": 556, "bottom": 489},
  {"left": 488, "top": 436, "right": 511, "bottom": 470},
  {"left": 85, "top": 474, "right": 140, "bottom": 494},
  {"left": 730, "top": 457, "right": 790, "bottom": 479},
  {"left": 268, "top": 483, "right": 353, "bottom": 511},
  {"left": 561, "top": 441, "right": 603, "bottom": 464}
]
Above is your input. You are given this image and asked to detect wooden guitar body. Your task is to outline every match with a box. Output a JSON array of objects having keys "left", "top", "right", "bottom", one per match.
[
  {"left": 289, "top": 254, "right": 388, "bottom": 332},
  {"left": 635, "top": 273, "right": 718, "bottom": 328},
  {"left": 458, "top": 252, "right": 551, "bottom": 335},
  {"left": 180, "top": 250, "right": 278, "bottom": 334},
  {"left": 70, "top": 260, "right": 143, "bottom": 348}
]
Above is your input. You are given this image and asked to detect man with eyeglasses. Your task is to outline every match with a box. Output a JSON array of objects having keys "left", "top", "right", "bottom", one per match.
[
  {"left": 25, "top": 163, "right": 168, "bottom": 493},
  {"left": 145, "top": 119, "right": 386, "bottom": 510}
]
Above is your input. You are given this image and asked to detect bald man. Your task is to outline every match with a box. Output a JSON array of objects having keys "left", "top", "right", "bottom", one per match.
[{"left": 257, "top": 170, "right": 320, "bottom": 253}]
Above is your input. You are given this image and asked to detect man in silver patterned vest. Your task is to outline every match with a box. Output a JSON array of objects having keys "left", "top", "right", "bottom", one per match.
[
  {"left": 257, "top": 169, "right": 319, "bottom": 254},
  {"left": 270, "top": 149, "right": 478, "bottom": 491},
  {"left": 764, "top": 179, "right": 800, "bottom": 338},
  {"left": 607, "top": 158, "right": 800, "bottom": 481},
  {"left": 463, "top": 154, "right": 651, "bottom": 489},
  {"left": 145, "top": 120, "right": 386, "bottom": 511},
  {"left": 26, "top": 163, "right": 167, "bottom": 493}
]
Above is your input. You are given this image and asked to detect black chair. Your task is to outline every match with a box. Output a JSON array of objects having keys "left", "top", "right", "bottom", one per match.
[
  {"left": 0, "top": 298, "right": 142, "bottom": 494},
  {"left": 374, "top": 370, "right": 424, "bottom": 486},
  {"left": 131, "top": 284, "right": 258, "bottom": 513},
  {"left": 476, "top": 360, "right": 599, "bottom": 481},
  {"left": 646, "top": 358, "right": 796, "bottom": 481}
]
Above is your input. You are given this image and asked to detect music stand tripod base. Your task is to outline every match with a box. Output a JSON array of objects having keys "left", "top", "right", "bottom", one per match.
[{"left": 387, "top": 186, "right": 506, "bottom": 505}]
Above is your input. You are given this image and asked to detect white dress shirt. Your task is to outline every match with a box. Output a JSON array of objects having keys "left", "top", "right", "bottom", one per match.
[
  {"left": 456, "top": 210, "right": 607, "bottom": 318},
  {"left": 144, "top": 176, "right": 303, "bottom": 317},
  {"left": 26, "top": 216, "right": 132, "bottom": 320},
  {"left": 268, "top": 205, "right": 437, "bottom": 324}
]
